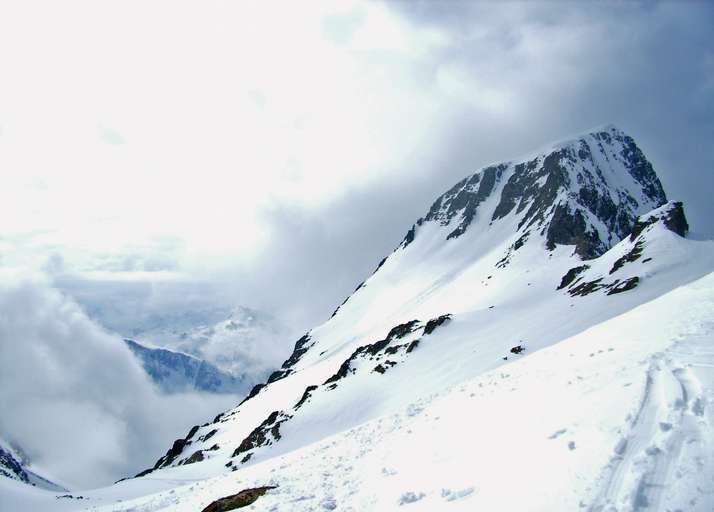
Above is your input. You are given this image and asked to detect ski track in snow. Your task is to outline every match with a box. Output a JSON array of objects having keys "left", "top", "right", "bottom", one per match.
[{"left": 589, "top": 337, "right": 712, "bottom": 512}]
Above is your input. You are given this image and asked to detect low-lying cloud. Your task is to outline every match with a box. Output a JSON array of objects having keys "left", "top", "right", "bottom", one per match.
[{"left": 0, "top": 274, "right": 237, "bottom": 489}]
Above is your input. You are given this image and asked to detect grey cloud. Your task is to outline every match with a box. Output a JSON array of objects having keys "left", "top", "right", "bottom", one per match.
[{"left": 0, "top": 276, "right": 236, "bottom": 488}]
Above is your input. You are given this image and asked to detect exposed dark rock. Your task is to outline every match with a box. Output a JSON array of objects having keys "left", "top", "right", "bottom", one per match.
[
  {"left": 0, "top": 445, "right": 28, "bottom": 483},
  {"left": 610, "top": 241, "right": 645, "bottom": 274},
  {"left": 331, "top": 282, "right": 366, "bottom": 318},
  {"left": 232, "top": 411, "right": 292, "bottom": 460},
  {"left": 373, "top": 361, "right": 397, "bottom": 374},
  {"left": 546, "top": 204, "right": 602, "bottom": 259},
  {"left": 445, "top": 165, "right": 500, "bottom": 240},
  {"left": 661, "top": 202, "right": 689, "bottom": 237},
  {"left": 568, "top": 278, "right": 606, "bottom": 297},
  {"left": 386, "top": 320, "right": 421, "bottom": 340},
  {"left": 402, "top": 224, "right": 417, "bottom": 248},
  {"left": 294, "top": 385, "right": 318, "bottom": 410},
  {"left": 615, "top": 132, "right": 667, "bottom": 204},
  {"left": 182, "top": 450, "right": 205, "bottom": 465},
  {"left": 239, "top": 383, "right": 266, "bottom": 406},
  {"left": 323, "top": 320, "right": 420, "bottom": 385},
  {"left": 373, "top": 256, "right": 388, "bottom": 274},
  {"left": 153, "top": 437, "right": 189, "bottom": 469},
  {"left": 280, "top": 334, "right": 314, "bottom": 369},
  {"left": 406, "top": 340, "right": 420, "bottom": 353},
  {"left": 134, "top": 468, "right": 154, "bottom": 478},
  {"left": 200, "top": 486, "right": 277, "bottom": 512},
  {"left": 186, "top": 425, "right": 200, "bottom": 441},
  {"left": 630, "top": 201, "right": 688, "bottom": 241},
  {"left": 200, "top": 429, "right": 218, "bottom": 443},
  {"left": 424, "top": 314, "right": 452, "bottom": 335},
  {"left": 513, "top": 232, "right": 529, "bottom": 251},
  {"left": 569, "top": 275, "right": 640, "bottom": 297},
  {"left": 213, "top": 413, "right": 224, "bottom": 424},
  {"left": 510, "top": 345, "right": 526, "bottom": 354},
  {"left": 558, "top": 265, "right": 590, "bottom": 290},
  {"left": 606, "top": 277, "right": 640, "bottom": 295},
  {"left": 323, "top": 346, "right": 364, "bottom": 385},
  {"left": 267, "top": 369, "right": 291, "bottom": 384}
]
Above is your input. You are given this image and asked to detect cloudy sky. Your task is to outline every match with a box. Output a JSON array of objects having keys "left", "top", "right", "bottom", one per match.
[
  {"left": 1, "top": 0, "right": 712, "bottom": 331},
  {"left": 0, "top": 0, "right": 712, "bottom": 489}
]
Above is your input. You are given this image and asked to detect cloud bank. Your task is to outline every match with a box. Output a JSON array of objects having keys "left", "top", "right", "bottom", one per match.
[{"left": 0, "top": 274, "right": 236, "bottom": 488}]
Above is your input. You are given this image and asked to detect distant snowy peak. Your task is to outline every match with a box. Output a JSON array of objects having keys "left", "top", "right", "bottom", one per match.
[
  {"left": 222, "top": 306, "right": 282, "bottom": 332},
  {"left": 403, "top": 125, "right": 666, "bottom": 258},
  {"left": 124, "top": 339, "right": 251, "bottom": 395},
  {"left": 130, "top": 305, "right": 291, "bottom": 383},
  {"left": 0, "top": 442, "right": 28, "bottom": 484}
]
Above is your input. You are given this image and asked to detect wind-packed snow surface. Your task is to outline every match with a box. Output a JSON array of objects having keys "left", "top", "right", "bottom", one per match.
[{"left": 4, "top": 126, "right": 713, "bottom": 511}]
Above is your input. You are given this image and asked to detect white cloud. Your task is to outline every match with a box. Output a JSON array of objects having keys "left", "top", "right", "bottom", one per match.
[{"left": 0, "top": 273, "right": 236, "bottom": 488}]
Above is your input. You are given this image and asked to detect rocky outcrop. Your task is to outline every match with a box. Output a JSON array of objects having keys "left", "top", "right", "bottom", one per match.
[
  {"left": 231, "top": 411, "right": 292, "bottom": 462},
  {"left": 0, "top": 444, "right": 28, "bottom": 483},
  {"left": 124, "top": 339, "right": 248, "bottom": 394},
  {"left": 630, "top": 201, "right": 689, "bottom": 241},
  {"left": 200, "top": 486, "right": 277, "bottom": 512},
  {"left": 398, "top": 126, "right": 667, "bottom": 260}
]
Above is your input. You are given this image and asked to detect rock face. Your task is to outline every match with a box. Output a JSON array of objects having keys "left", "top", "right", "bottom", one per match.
[
  {"left": 0, "top": 443, "right": 28, "bottom": 484},
  {"left": 200, "top": 486, "right": 277, "bottom": 512},
  {"left": 402, "top": 125, "right": 666, "bottom": 259},
  {"left": 629, "top": 201, "right": 689, "bottom": 241},
  {"left": 124, "top": 339, "right": 249, "bottom": 394}
]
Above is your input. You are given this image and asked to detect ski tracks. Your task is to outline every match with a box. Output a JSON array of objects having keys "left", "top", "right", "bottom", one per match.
[{"left": 589, "top": 346, "right": 712, "bottom": 512}]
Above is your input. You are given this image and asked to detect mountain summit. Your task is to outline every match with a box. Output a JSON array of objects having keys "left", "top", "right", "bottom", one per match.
[{"left": 404, "top": 125, "right": 666, "bottom": 258}]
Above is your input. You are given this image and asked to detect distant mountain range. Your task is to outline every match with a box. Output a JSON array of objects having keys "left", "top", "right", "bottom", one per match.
[
  {"left": 125, "top": 306, "right": 292, "bottom": 395},
  {"left": 123, "top": 339, "right": 251, "bottom": 395}
]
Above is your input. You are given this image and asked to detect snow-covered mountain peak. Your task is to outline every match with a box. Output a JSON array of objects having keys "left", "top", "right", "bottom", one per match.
[
  {"left": 404, "top": 124, "right": 666, "bottom": 259},
  {"left": 224, "top": 306, "right": 281, "bottom": 332}
]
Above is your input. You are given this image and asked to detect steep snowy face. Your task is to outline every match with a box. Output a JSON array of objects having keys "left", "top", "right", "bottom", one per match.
[{"left": 405, "top": 125, "right": 666, "bottom": 258}]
